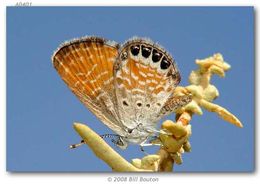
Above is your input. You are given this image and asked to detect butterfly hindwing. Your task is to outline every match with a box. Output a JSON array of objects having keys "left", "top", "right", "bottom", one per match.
[{"left": 114, "top": 37, "right": 181, "bottom": 130}]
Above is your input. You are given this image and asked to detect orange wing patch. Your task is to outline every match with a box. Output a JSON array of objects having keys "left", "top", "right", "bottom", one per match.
[
  {"left": 53, "top": 41, "right": 116, "bottom": 99},
  {"left": 52, "top": 38, "right": 126, "bottom": 136}
]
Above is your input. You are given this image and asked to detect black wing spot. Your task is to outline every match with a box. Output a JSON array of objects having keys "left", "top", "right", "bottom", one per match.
[
  {"left": 130, "top": 45, "right": 140, "bottom": 56},
  {"left": 123, "top": 101, "right": 129, "bottom": 106},
  {"left": 137, "top": 102, "right": 142, "bottom": 107},
  {"left": 152, "top": 49, "right": 162, "bottom": 63},
  {"left": 120, "top": 51, "right": 128, "bottom": 60},
  {"left": 160, "top": 57, "right": 171, "bottom": 70},
  {"left": 141, "top": 46, "right": 152, "bottom": 58}
]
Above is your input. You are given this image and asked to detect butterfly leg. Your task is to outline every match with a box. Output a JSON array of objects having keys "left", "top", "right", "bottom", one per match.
[
  {"left": 139, "top": 136, "right": 163, "bottom": 154},
  {"left": 111, "top": 136, "right": 128, "bottom": 150},
  {"left": 69, "top": 139, "right": 85, "bottom": 149},
  {"left": 136, "top": 123, "right": 171, "bottom": 136}
]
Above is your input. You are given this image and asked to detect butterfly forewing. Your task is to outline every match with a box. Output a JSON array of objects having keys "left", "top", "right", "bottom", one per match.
[{"left": 52, "top": 37, "right": 126, "bottom": 136}]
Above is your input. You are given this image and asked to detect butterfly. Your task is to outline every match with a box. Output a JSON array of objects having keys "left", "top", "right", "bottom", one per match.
[{"left": 52, "top": 36, "right": 191, "bottom": 149}]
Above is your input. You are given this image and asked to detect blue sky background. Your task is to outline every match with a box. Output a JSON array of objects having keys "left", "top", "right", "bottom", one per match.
[{"left": 7, "top": 7, "right": 254, "bottom": 172}]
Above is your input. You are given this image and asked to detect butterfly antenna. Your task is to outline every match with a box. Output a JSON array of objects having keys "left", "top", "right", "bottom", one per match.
[
  {"left": 100, "top": 134, "right": 119, "bottom": 139},
  {"left": 69, "top": 134, "right": 120, "bottom": 149},
  {"left": 69, "top": 139, "right": 85, "bottom": 149}
]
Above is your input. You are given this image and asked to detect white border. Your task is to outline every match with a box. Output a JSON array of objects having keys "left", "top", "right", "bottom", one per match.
[
  {"left": 1, "top": 0, "right": 258, "bottom": 186},
  {"left": 2, "top": 0, "right": 257, "bottom": 6}
]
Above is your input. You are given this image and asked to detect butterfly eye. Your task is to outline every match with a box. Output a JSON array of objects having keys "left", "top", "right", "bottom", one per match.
[
  {"left": 141, "top": 46, "right": 152, "bottom": 58},
  {"left": 152, "top": 49, "right": 162, "bottom": 63},
  {"left": 130, "top": 45, "right": 140, "bottom": 56},
  {"left": 160, "top": 57, "right": 171, "bottom": 70}
]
